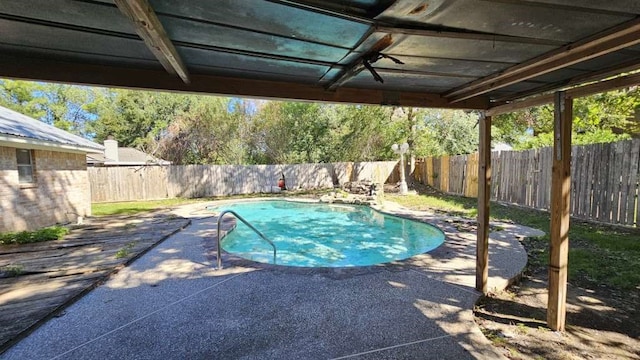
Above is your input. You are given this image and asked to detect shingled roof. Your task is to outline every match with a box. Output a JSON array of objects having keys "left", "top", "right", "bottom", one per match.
[
  {"left": 0, "top": 105, "right": 104, "bottom": 153},
  {"left": 86, "top": 147, "right": 171, "bottom": 166}
]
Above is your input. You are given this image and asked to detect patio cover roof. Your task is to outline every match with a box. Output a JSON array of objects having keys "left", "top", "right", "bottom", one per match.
[{"left": 0, "top": 0, "right": 639, "bottom": 111}]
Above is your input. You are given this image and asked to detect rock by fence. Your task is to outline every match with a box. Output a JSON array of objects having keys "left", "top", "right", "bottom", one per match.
[
  {"left": 414, "top": 139, "right": 640, "bottom": 227},
  {"left": 88, "top": 161, "right": 399, "bottom": 203}
]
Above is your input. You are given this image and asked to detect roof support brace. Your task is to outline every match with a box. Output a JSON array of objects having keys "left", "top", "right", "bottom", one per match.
[
  {"left": 491, "top": 59, "right": 640, "bottom": 104},
  {"left": 486, "top": 72, "right": 640, "bottom": 116},
  {"left": 445, "top": 17, "right": 640, "bottom": 103},
  {"left": 114, "top": 0, "right": 190, "bottom": 84}
]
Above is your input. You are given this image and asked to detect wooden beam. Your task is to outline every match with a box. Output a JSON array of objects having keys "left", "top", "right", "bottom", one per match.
[
  {"left": 114, "top": 0, "right": 190, "bottom": 84},
  {"left": 326, "top": 34, "right": 394, "bottom": 90},
  {"left": 0, "top": 54, "right": 489, "bottom": 109},
  {"left": 445, "top": 17, "right": 640, "bottom": 103},
  {"left": 476, "top": 113, "right": 492, "bottom": 293},
  {"left": 486, "top": 72, "right": 640, "bottom": 116},
  {"left": 492, "top": 59, "right": 640, "bottom": 104},
  {"left": 548, "top": 91, "right": 572, "bottom": 331},
  {"left": 375, "top": 25, "right": 563, "bottom": 46},
  {"left": 376, "top": 67, "right": 478, "bottom": 79}
]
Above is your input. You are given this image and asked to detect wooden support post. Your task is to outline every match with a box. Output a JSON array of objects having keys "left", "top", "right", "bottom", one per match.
[
  {"left": 476, "top": 113, "right": 491, "bottom": 293},
  {"left": 548, "top": 91, "right": 573, "bottom": 331}
]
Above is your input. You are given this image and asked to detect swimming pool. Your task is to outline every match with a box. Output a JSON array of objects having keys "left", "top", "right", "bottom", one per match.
[{"left": 215, "top": 200, "right": 445, "bottom": 267}]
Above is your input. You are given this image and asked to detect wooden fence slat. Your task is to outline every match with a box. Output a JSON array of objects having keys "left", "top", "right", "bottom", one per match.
[
  {"left": 527, "top": 149, "right": 537, "bottom": 208},
  {"left": 466, "top": 153, "right": 479, "bottom": 198},
  {"left": 503, "top": 151, "right": 512, "bottom": 203},
  {"left": 517, "top": 150, "right": 524, "bottom": 204},
  {"left": 575, "top": 147, "right": 583, "bottom": 217},
  {"left": 590, "top": 144, "right": 601, "bottom": 220},
  {"left": 570, "top": 146, "right": 582, "bottom": 215},
  {"left": 598, "top": 143, "right": 610, "bottom": 222},
  {"left": 611, "top": 142, "right": 624, "bottom": 223},
  {"left": 598, "top": 143, "right": 609, "bottom": 221},
  {"left": 584, "top": 144, "right": 596, "bottom": 219},
  {"left": 529, "top": 149, "right": 537, "bottom": 208},
  {"left": 618, "top": 141, "right": 632, "bottom": 225},
  {"left": 608, "top": 142, "right": 621, "bottom": 223},
  {"left": 582, "top": 145, "right": 592, "bottom": 218},
  {"left": 580, "top": 145, "right": 591, "bottom": 218},
  {"left": 441, "top": 156, "right": 450, "bottom": 193},
  {"left": 630, "top": 139, "right": 640, "bottom": 226},
  {"left": 540, "top": 147, "right": 549, "bottom": 209}
]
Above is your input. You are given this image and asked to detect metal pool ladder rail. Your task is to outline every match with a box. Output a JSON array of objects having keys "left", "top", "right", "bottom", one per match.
[{"left": 216, "top": 210, "right": 277, "bottom": 269}]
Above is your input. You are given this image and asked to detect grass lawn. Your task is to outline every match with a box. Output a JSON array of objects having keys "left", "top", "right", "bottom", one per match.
[{"left": 92, "top": 198, "right": 204, "bottom": 216}]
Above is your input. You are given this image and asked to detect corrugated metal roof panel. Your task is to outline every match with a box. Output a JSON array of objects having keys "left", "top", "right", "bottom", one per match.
[
  {"left": 377, "top": 0, "right": 634, "bottom": 42},
  {"left": 0, "top": 106, "right": 104, "bottom": 152},
  {"left": 385, "top": 35, "right": 558, "bottom": 63}
]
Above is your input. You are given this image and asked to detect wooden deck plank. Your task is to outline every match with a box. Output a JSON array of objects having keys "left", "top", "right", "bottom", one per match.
[{"left": 0, "top": 214, "right": 190, "bottom": 353}]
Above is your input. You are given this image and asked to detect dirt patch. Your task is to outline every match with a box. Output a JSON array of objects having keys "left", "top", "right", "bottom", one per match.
[{"left": 474, "top": 237, "right": 640, "bottom": 360}]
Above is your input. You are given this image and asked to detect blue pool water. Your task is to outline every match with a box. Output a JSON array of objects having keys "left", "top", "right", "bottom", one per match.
[{"left": 215, "top": 200, "right": 445, "bottom": 267}]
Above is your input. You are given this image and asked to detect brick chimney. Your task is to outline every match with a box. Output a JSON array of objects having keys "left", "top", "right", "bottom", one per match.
[{"left": 104, "top": 136, "right": 119, "bottom": 162}]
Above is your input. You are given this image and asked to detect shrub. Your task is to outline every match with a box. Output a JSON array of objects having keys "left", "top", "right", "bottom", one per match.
[{"left": 0, "top": 226, "right": 69, "bottom": 245}]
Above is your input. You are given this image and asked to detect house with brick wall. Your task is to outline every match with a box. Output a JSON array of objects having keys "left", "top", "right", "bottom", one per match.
[{"left": 0, "top": 106, "right": 104, "bottom": 232}]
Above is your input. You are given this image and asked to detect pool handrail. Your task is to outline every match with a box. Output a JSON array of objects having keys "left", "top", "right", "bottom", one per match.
[{"left": 216, "top": 210, "right": 277, "bottom": 269}]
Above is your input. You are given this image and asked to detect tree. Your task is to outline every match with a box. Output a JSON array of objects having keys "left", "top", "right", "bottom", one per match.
[
  {"left": 253, "top": 101, "right": 335, "bottom": 164},
  {"left": 496, "top": 88, "right": 639, "bottom": 150},
  {"left": 91, "top": 89, "right": 193, "bottom": 149},
  {"left": 157, "top": 96, "right": 252, "bottom": 165},
  {"left": 417, "top": 109, "right": 480, "bottom": 156},
  {"left": 0, "top": 79, "right": 47, "bottom": 119},
  {"left": 328, "top": 105, "right": 395, "bottom": 162},
  {"left": 39, "top": 83, "right": 102, "bottom": 137}
]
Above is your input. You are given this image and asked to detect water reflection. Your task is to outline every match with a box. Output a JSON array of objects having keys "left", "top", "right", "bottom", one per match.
[{"left": 218, "top": 200, "right": 444, "bottom": 267}]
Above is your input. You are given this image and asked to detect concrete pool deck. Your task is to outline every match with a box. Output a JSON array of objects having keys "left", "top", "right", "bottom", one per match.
[{"left": 2, "top": 199, "right": 544, "bottom": 360}]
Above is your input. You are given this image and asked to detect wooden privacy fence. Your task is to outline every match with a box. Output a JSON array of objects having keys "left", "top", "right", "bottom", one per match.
[
  {"left": 414, "top": 139, "right": 640, "bottom": 227},
  {"left": 89, "top": 161, "right": 399, "bottom": 203}
]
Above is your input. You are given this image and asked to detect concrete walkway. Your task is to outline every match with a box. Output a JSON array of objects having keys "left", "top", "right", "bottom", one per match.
[{"left": 1, "top": 200, "right": 543, "bottom": 360}]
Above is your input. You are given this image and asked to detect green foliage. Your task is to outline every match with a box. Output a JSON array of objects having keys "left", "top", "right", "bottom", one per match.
[
  {"left": 496, "top": 88, "right": 640, "bottom": 150},
  {"left": 328, "top": 105, "right": 395, "bottom": 161},
  {"left": 115, "top": 242, "right": 136, "bottom": 259},
  {"left": 253, "top": 101, "right": 336, "bottom": 164},
  {"left": 3, "top": 78, "right": 640, "bottom": 163},
  {"left": 0, "top": 80, "right": 101, "bottom": 137},
  {"left": 92, "top": 198, "right": 204, "bottom": 216},
  {"left": 0, "top": 79, "right": 47, "bottom": 119},
  {"left": 157, "top": 96, "right": 246, "bottom": 164},
  {"left": 0, "top": 264, "right": 24, "bottom": 277},
  {"left": 91, "top": 89, "right": 194, "bottom": 149},
  {"left": 418, "top": 109, "right": 480, "bottom": 156},
  {"left": 0, "top": 226, "right": 69, "bottom": 245},
  {"left": 514, "top": 129, "right": 631, "bottom": 150}
]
